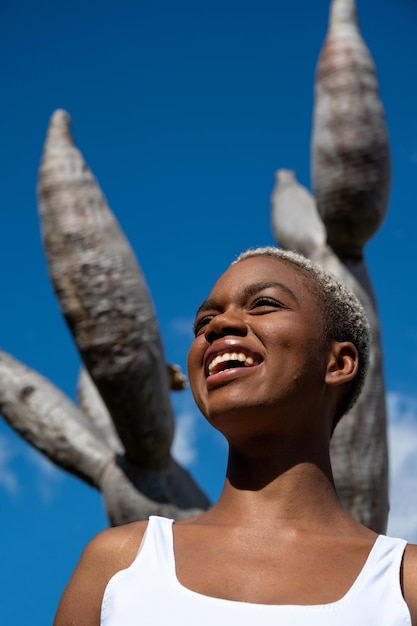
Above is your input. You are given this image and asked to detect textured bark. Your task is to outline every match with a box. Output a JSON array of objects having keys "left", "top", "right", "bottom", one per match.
[
  {"left": 312, "top": 0, "right": 390, "bottom": 259},
  {"left": 270, "top": 170, "right": 326, "bottom": 257},
  {"left": 77, "top": 367, "right": 124, "bottom": 453},
  {"left": 76, "top": 363, "right": 187, "bottom": 453},
  {"left": 100, "top": 457, "right": 209, "bottom": 526},
  {"left": 37, "top": 110, "right": 174, "bottom": 470},
  {"left": 0, "top": 349, "right": 113, "bottom": 488}
]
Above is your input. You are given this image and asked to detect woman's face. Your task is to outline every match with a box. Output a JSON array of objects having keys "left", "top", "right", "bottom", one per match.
[{"left": 187, "top": 256, "right": 333, "bottom": 441}]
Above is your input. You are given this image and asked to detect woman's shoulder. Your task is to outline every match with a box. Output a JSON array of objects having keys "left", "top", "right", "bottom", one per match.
[
  {"left": 70, "top": 519, "right": 149, "bottom": 593},
  {"left": 402, "top": 543, "right": 417, "bottom": 624},
  {"left": 85, "top": 519, "right": 149, "bottom": 568},
  {"left": 53, "top": 520, "right": 149, "bottom": 625}
]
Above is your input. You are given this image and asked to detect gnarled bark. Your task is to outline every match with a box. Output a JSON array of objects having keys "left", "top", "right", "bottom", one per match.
[
  {"left": 37, "top": 110, "right": 174, "bottom": 470},
  {"left": 312, "top": 0, "right": 390, "bottom": 259}
]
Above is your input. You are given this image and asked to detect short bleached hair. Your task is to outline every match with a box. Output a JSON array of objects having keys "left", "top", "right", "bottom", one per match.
[{"left": 233, "top": 247, "right": 370, "bottom": 432}]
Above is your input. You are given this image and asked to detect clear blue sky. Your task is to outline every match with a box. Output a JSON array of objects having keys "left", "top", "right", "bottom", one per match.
[{"left": 1, "top": 0, "right": 417, "bottom": 623}]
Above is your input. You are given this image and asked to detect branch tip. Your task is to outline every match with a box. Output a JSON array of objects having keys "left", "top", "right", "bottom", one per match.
[{"left": 45, "top": 109, "right": 74, "bottom": 149}]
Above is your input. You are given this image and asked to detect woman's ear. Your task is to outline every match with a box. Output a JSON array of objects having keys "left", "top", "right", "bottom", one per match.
[{"left": 325, "top": 341, "right": 359, "bottom": 387}]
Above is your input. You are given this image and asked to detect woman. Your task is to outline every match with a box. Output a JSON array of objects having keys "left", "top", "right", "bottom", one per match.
[{"left": 54, "top": 247, "right": 417, "bottom": 625}]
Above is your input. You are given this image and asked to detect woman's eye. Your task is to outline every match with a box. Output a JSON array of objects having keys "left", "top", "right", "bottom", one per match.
[
  {"left": 251, "top": 297, "right": 284, "bottom": 310},
  {"left": 193, "top": 316, "right": 213, "bottom": 336}
]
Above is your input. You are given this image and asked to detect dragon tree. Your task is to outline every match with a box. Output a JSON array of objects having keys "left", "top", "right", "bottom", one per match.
[{"left": 0, "top": 0, "right": 390, "bottom": 532}]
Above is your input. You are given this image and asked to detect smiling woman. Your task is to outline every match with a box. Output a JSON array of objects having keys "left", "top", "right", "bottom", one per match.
[
  {"left": 188, "top": 253, "right": 337, "bottom": 444},
  {"left": 190, "top": 247, "right": 370, "bottom": 434},
  {"left": 53, "top": 248, "right": 417, "bottom": 626}
]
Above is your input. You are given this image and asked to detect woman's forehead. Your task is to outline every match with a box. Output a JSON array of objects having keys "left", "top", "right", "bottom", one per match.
[
  {"left": 210, "top": 256, "right": 314, "bottom": 300},
  {"left": 220, "top": 256, "right": 308, "bottom": 286}
]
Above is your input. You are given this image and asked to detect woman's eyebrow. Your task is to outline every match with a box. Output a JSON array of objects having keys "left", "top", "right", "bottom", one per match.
[
  {"left": 195, "top": 281, "right": 299, "bottom": 316},
  {"left": 195, "top": 297, "right": 219, "bottom": 316},
  {"left": 243, "top": 281, "right": 299, "bottom": 304}
]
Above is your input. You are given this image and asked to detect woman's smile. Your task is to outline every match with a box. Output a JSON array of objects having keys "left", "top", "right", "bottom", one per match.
[{"left": 204, "top": 339, "right": 262, "bottom": 379}]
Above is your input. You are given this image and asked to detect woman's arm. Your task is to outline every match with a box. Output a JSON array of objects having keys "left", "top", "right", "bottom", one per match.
[{"left": 53, "top": 521, "right": 148, "bottom": 626}]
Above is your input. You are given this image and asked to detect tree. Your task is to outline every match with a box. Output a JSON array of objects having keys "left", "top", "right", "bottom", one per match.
[{"left": 0, "top": 0, "right": 390, "bottom": 531}]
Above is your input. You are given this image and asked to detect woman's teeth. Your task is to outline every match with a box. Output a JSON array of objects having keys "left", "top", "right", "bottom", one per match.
[{"left": 208, "top": 352, "right": 254, "bottom": 375}]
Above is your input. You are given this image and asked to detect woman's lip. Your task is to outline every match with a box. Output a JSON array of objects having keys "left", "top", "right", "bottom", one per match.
[{"left": 205, "top": 362, "right": 263, "bottom": 389}]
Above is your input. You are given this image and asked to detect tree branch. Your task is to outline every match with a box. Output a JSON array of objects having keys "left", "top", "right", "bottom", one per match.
[
  {"left": 0, "top": 349, "right": 113, "bottom": 488},
  {"left": 312, "top": 0, "right": 391, "bottom": 259},
  {"left": 37, "top": 110, "right": 174, "bottom": 469}
]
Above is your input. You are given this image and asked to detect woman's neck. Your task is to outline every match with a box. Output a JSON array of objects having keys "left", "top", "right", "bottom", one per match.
[{"left": 208, "top": 441, "right": 348, "bottom": 530}]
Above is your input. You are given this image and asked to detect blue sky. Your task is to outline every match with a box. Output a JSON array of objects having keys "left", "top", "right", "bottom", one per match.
[{"left": 1, "top": 0, "right": 417, "bottom": 623}]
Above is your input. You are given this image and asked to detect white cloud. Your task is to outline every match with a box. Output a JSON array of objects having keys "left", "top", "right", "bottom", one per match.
[
  {"left": 0, "top": 428, "right": 64, "bottom": 503},
  {"left": 25, "top": 446, "right": 64, "bottom": 503},
  {"left": 387, "top": 391, "right": 417, "bottom": 542},
  {"left": 172, "top": 393, "right": 199, "bottom": 467},
  {"left": 0, "top": 433, "right": 19, "bottom": 495}
]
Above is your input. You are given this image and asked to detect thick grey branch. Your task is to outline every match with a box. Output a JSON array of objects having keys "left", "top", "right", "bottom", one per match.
[
  {"left": 312, "top": 0, "right": 390, "bottom": 259},
  {"left": 37, "top": 110, "right": 174, "bottom": 469},
  {"left": 101, "top": 456, "right": 210, "bottom": 526},
  {"left": 0, "top": 349, "right": 113, "bottom": 488},
  {"left": 77, "top": 363, "right": 187, "bottom": 452},
  {"left": 77, "top": 368, "right": 124, "bottom": 453},
  {"left": 270, "top": 169, "right": 326, "bottom": 256}
]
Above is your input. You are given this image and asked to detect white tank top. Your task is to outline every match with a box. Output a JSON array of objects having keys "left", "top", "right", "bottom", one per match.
[{"left": 101, "top": 515, "right": 411, "bottom": 625}]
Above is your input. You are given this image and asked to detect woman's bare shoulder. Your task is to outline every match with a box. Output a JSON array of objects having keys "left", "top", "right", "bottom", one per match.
[
  {"left": 402, "top": 543, "right": 417, "bottom": 625},
  {"left": 53, "top": 520, "right": 148, "bottom": 626},
  {"left": 88, "top": 519, "right": 149, "bottom": 563}
]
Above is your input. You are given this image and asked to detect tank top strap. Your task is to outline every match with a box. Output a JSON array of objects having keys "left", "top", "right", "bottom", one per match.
[
  {"left": 361, "top": 535, "right": 407, "bottom": 579},
  {"left": 370, "top": 535, "right": 407, "bottom": 564},
  {"left": 136, "top": 515, "right": 176, "bottom": 578},
  {"left": 354, "top": 535, "right": 408, "bottom": 605}
]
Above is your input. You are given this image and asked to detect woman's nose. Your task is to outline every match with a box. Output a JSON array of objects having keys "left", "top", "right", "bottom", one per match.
[{"left": 205, "top": 310, "right": 247, "bottom": 343}]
